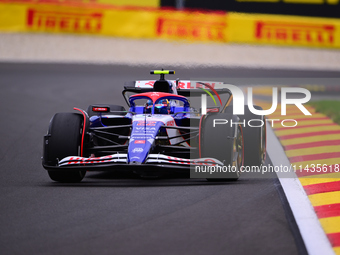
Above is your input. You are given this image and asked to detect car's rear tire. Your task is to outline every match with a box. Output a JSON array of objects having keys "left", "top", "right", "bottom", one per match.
[
  {"left": 87, "top": 104, "right": 126, "bottom": 117},
  {"left": 200, "top": 113, "right": 243, "bottom": 181},
  {"left": 45, "top": 113, "right": 86, "bottom": 183},
  {"left": 239, "top": 106, "right": 266, "bottom": 168}
]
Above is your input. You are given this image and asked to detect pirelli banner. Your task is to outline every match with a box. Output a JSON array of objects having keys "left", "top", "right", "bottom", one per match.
[
  {"left": 229, "top": 13, "right": 340, "bottom": 48},
  {"left": 155, "top": 11, "right": 227, "bottom": 42},
  {"left": 0, "top": 4, "right": 158, "bottom": 38},
  {"left": 0, "top": 3, "right": 340, "bottom": 48},
  {"left": 0, "top": 3, "right": 227, "bottom": 42}
]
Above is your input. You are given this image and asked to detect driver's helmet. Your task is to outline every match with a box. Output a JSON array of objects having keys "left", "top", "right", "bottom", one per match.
[
  {"left": 145, "top": 99, "right": 153, "bottom": 113},
  {"left": 155, "top": 99, "right": 170, "bottom": 114}
]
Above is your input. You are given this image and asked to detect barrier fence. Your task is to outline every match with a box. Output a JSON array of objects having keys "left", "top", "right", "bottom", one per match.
[
  {"left": 161, "top": 0, "right": 340, "bottom": 19},
  {"left": 1, "top": 1, "right": 340, "bottom": 48}
]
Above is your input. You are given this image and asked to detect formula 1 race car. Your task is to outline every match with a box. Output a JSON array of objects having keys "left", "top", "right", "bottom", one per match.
[{"left": 42, "top": 70, "right": 266, "bottom": 182}]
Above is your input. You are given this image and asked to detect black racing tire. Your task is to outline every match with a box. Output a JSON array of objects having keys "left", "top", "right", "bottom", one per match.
[
  {"left": 200, "top": 113, "right": 244, "bottom": 181},
  {"left": 45, "top": 113, "right": 86, "bottom": 183},
  {"left": 87, "top": 104, "right": 126, "bottom": 118},
  {"left": 239, "top": 106, "right": 266, "bottom": 168}
]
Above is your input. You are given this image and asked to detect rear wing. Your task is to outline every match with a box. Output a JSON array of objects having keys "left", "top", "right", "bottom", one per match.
[
  {"left": 124, "top": 80, "right": 229, "bottom": 92},
  {"left": 122, "top": 80, "right": 232, "bottom": 106}
]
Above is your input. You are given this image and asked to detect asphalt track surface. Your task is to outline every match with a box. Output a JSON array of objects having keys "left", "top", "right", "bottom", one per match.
[{"left": 1, "top": 63, "right": 340, "bottom": 255}]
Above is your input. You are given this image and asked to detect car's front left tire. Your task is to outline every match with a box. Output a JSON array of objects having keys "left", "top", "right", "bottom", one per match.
[{"left": 200, "top": 113, "right": 244, "bottom": 181}]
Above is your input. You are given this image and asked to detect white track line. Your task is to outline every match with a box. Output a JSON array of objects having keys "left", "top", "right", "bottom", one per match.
[{"left": 266, "top": 123, "right": 334, "bottom": 255}]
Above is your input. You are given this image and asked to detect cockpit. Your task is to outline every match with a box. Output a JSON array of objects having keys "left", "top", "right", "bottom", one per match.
[
  {"left": 129, "top": 92, "right": 190, "bottom": 115},
  {"left": 145, "top": 99, "right": 170, "bottom": 114}
]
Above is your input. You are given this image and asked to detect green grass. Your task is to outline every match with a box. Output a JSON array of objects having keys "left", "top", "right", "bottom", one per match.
[{"left": 308, "top": 100, "right": 340, "bottom": 125}]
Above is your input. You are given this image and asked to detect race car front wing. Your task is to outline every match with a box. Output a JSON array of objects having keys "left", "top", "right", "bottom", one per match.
[{"left": 57, "top": 153, "right": 223, "bottom": 168}]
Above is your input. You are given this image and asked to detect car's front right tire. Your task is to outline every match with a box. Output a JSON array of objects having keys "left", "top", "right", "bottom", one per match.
[{"left": 44, "top": 112, "right": 86, "bottom": 183}]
